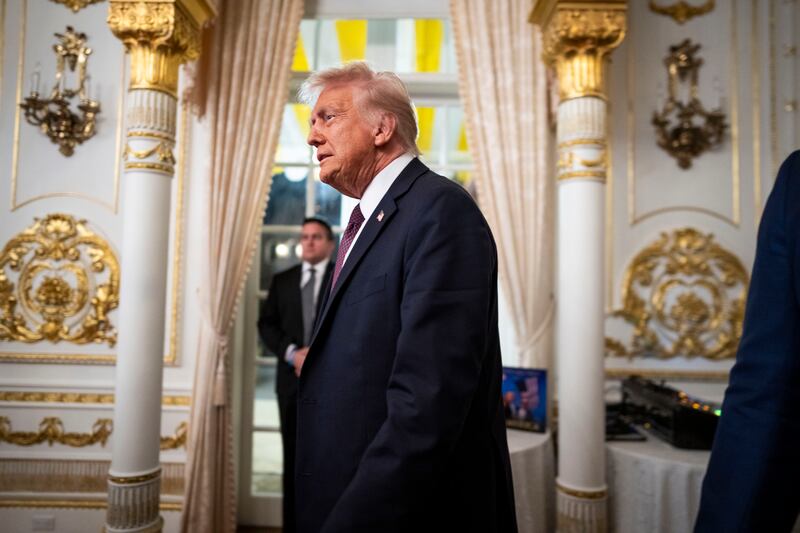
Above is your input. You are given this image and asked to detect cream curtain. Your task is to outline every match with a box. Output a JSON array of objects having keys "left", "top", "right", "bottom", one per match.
[
  {"left": 450, "top": 0, "right": 555, "bottom": 369},
  {"left": 181, "top": 1, "right": 303, "bottom": 532}
]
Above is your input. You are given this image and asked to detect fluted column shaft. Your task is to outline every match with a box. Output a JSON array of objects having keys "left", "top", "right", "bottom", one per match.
[
  {"left": 105, "top": 2, "right": 212, "bottom": 532},
  {"left": 531, "top": 2, "right": 627, "bottom": 532}
]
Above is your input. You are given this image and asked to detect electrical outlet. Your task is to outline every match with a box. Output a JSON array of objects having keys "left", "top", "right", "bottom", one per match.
[{"left": 32, "top": 514, "right": 55, "bottom": 531}]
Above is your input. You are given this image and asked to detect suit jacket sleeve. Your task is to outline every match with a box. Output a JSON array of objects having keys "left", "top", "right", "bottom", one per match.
[
  {"left": 321, "top": 187, "right": 497, "bottom": 531},
  {"left": 258, "top": 275, "right": 294, "bottom": 359},
  {"left": 695, "top": 151, "right": 800, "bottom": 531}
]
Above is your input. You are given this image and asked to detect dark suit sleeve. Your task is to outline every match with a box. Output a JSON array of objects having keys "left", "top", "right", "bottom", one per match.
[
  {"left": 695, "top": 151, "right": 800, "bottom": 532},
  {"left": 321, "top": 187, "right": 497, "bottom": 531},
  {"left": 258, "top": 275, "right": 294, "bottom": 359}
]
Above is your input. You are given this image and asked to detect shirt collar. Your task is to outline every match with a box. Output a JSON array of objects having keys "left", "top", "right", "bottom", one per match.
[
  {"left": 359, "top": 153, "right": 415, "bottom": 221},
  {"left": 302, "top": 257, "right": 330, "bottom": 273}
]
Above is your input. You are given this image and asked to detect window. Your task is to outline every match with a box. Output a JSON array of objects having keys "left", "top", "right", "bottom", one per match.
[{"left": 238, "top": 16, "right": 472, "bottom": 527}]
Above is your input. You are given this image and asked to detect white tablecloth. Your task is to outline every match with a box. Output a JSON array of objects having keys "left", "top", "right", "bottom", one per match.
[
  {"left": 607, "top": 433, "right": 800, "bottom": 533},
  {"left": 607, "top": 434, "right": 709, "bottom": 533},
  {"left": 507, "top": 429, "right": 555, "bottom": 533}
]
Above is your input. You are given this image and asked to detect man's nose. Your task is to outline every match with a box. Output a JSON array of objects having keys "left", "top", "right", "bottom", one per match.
[{"left": 307, "top": 126, "right": 322, "bottom": 147}]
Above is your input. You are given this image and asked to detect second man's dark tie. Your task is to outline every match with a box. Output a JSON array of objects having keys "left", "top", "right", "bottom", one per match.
[{"left": 302, "top": 267, "right": 316, "bottom": 345}]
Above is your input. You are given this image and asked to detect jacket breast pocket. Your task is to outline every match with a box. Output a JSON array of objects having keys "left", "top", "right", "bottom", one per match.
[{"left": 346, "top": 273, "right": 386, "bottom": 306}]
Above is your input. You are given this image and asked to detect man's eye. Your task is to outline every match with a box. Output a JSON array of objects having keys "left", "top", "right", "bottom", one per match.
[{"left": 325, "top": 114, "right": 335, "bottom": 121}]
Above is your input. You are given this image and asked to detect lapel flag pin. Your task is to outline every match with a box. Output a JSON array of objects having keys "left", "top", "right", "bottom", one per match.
[{"left": 377, "top": 210, "right": 384, "bottom": 222}]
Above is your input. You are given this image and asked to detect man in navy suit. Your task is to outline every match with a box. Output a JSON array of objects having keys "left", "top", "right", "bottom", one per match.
[
  {"left": 695, "top": 152, "right": 800, "bottom": 532},
  {"left": 294, "top": 62, "right": 517, "bottom": 533},
  {"left": 258, "top": 217, "right": 335, "bottom": 533}
]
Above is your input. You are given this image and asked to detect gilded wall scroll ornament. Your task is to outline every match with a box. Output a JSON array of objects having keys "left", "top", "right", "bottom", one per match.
[
  {"left": 19, "top": 27, "right": 101, "bottom": 156},
  {"left": 535, "top": 2, "right": 627, "bottom": 100},
  {"left": 652, "top": 39, "right": 727, "bottom": 169},
  {"left": 50, "top": 0, "right": 105, "bottom": 12},
  {"left": 606, "top": 228, "right": 748, "bottom": 360},
  {"left": 0, "top": 416, "right": 112, "bottom": 447},
  {"left": 159, "top": 421, "right": 187, "bottom": 450},
  {"left": 649, "top": 1, "right": 715, "bottom": 25},
  {"left": 0, "top": 214, "right": 119, "bottom": 346}
]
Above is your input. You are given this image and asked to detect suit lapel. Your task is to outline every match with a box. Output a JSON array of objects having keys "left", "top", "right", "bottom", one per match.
[{"left": 309, "top": 158, "right": 428, "bottom": 345}]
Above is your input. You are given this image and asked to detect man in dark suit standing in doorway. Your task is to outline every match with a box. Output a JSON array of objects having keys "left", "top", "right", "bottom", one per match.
[
  {"left": 258, "top": 217, "right": 335, "bottom": 533},
  {"left": 695, "top": 151, "right": 800, "bottom": 532},
  {"left": 294, "top": 62, "right": 517, "bottom": 533}
]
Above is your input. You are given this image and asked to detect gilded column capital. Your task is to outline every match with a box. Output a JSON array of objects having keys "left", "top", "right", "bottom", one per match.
[
  {"left": 531, "top": 1, "right": 627, "bottom": 101},
  {"left": 107, "top": 0, "right": 215, "bottom": 96}
]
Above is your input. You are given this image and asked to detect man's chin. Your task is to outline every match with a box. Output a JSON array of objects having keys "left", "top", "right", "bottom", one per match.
[
  {"left": 319, "top": 171, "right": 339, "bottom": 188},
  {"left": 319, "top": 173, "right": 353, "bottom": 197}
]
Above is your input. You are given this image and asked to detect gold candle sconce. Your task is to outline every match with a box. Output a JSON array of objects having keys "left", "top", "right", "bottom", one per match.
[
  {"left": 652, "top": 39, "right": 726, "bottom": 169},
  {"left": 19, "top": 26, "right": 101, "bottom": 157}
]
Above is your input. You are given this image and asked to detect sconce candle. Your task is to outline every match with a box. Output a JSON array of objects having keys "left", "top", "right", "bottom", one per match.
[{"left": 29, "top": 68, "right": 41, "bottom": 95}]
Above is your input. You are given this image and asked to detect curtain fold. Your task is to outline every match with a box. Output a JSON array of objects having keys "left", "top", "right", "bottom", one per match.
[
  {"left": 180, "top": 1, "right": 304, "bottom": 531},
  {"left": 450, "top": 0, "right": 555, "bottom": 369}
]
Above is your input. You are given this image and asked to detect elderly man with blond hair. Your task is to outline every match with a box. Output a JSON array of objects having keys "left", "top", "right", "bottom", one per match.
[{"left": 292, "top": 62, "right": 517, "bottom": 533}]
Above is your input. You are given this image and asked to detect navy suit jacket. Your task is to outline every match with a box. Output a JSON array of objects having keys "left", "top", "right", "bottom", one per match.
[
  {"left": 295, "top": 158, "right": 518, "bottom": 533},
  {"left": 695, "top": 151, "right": 800, "bottom": 532}
]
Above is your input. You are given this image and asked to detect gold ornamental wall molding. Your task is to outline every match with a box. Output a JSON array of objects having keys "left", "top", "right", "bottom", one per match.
[
  {"left": 606, "top": 228, "right": 748, "bottom": 360},
  {"left": 0, "top": 214, "right": 119, "bottom": 347},
  {"left": 0, "top": 417, "right": 189, "bottom": 449},
  {"left": 0, "top": 391, "right": 190, "bottom": 406},
  {"left": 0, "top": 499, "right": 182, "bottom": 512},
  {"left": 107, "top": 0, "right": 215, "bottom": 97},
  {"left": 530, "top": 0, "right": 627, "bottom": 101},
  {"left": 0, "top": 416, "right": 112, "bottom": 447},
  {"left": 50, "top": 0, "right": 105, "bottom": 12},
  {"left": 649, "top": 1, "right": 715, "bottom": 25}
]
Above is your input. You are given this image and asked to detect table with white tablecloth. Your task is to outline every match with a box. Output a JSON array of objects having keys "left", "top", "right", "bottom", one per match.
[
  {"left": 507, "top": 429, "right": 555, "bottom": 533},
  {"left": 607, "top": 433, "right": 800, "bottom": 533},
  {"left": 607, "top": 434, "right": 709, "bottom": 533}
]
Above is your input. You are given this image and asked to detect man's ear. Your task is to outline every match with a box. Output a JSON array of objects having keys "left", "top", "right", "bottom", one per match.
[{"left": 373, "top": 113, "right": 397, "bottom": 147}]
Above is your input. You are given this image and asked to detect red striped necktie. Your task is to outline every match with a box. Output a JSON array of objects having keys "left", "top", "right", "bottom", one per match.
[{"left": 330, "top": 204, "right": 365, "bottom": 290}]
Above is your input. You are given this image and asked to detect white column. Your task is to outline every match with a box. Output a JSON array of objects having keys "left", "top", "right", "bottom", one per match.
[
  {"left": 107, "top": 89, "right": 178, "bottom": 533},
  {"left": 530, "top": 2, "right": 626, "bottom": 531},
  {"left": 555, "top": 96, "right": 608, "bottom": 531},
  {"left": 105, "top": 2, "right": 213, "bottom": 530}
]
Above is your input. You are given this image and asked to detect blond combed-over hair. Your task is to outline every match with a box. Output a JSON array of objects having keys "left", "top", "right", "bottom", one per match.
[{"left": 299, "top": 62, "right": 420, "bottom": 156}]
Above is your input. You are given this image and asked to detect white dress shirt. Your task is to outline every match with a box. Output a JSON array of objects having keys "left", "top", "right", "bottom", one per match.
[{"left": 343, "top": 153, "right": 415, "bottom": 265}]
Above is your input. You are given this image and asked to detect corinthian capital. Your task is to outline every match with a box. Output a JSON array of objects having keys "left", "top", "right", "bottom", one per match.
[
  {"left": 531, "top": 0, "right": 627, "bottom": 101},
  {"left": 107, "top": 0, "right": 215, "bottom": 96}
]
